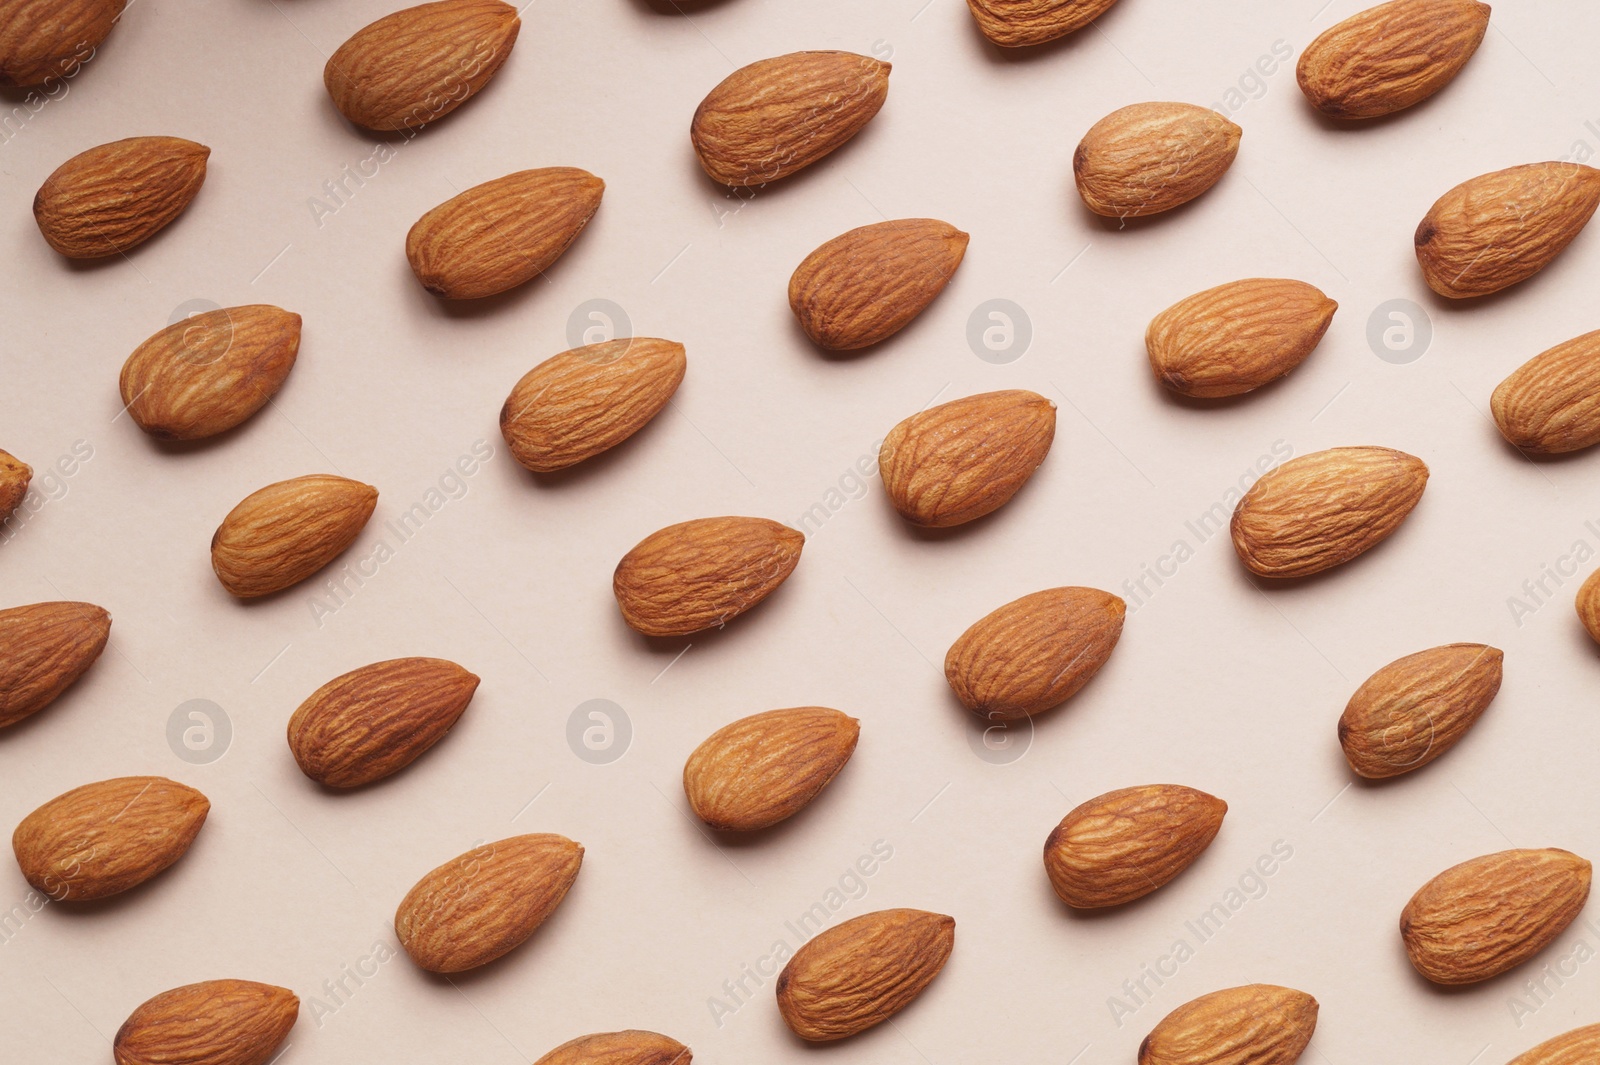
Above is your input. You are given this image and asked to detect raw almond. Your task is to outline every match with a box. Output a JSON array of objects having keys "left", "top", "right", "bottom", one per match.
[
  {"left": 788, "top": 219, "right": 969, "bottom": 351},
  {"left": 1139, "top": 985, "right": 1318, "bottom": 1065},
  {"left": 0, "top": 601, "right": 111, "bottom": 728},
  {"left": 945, "top": 587, "right": 1124, "bottom": 721},
  {"left": 1044, "top": 785, "right": 1226, "bottom": 909},
  {"left": 1402, "top": 848, "right": 1593, "bottom": 984},
  {"left": 683, "top": 707, "right": 859, "bottom": 832},
  {"left": 406, "top": 167, "right": 604, "bottom": 299},
  {"left": 1416, "top": 162, "right": 1600, "bottom": 298},
  {"left": 1505, "top": 1023, "right": 1600, "bottom": 1065},
  {"left": 0, "top": 0, "right": 124, "bottom": 86},
  {"left": 0, "top": 449, "right": 30, "bottom": 523},
  {"left": 880, "top": 389, "right": 1056, "bottom": 527},
  {"left": 692, "top": 51, "right": 890, "bottom": 187},
  {"left": 776, "top": 908, "right": 954, "bottom": 1041},
  {"left": 1337, "top": 643, "right": 1502, "bottom": 778},
  {"left": 613, "top": 516, "right": 803, "bottom": 637},
  {"left": 288, "top": 658, "right": 480, "bottom": 788},
  {"left": 324, "top": 0, "right": 520, "bottom": 131},
  {"left": 1577, "top": 569, "right": 1600, "bottom": 645},
  {"left": 34, "top": 136, "right": 209, "bottom": 259},
  {"left": 13, "top": 776, "right": 208, "bottom": 901},
  {"left": 211, "top": 474, "right": 378, "bottom": 598},
  {"left": 534, "top": 1031, "right": 691, "bottom": 1065},
  {"left": 1491, "top": 330, "right": 1600, "bottom": 453},
  {"left": 965, "top": 0, "right": 1121, "bottom": 48},
  {"left": 1297, "top": 0, "right": 1490, "bottom": 119},
  {"left": 501, "top": 338, "right": 685, "bottom": 472},
  {"left": 119, "top": 305, "right": 301, "bottom": 441},
  {"left": 114, "top": 980, "right": 298, "bottom": 1065},
  {"left": 1230, "top": 446, "right": 1428, "bottom": 578},
  {"left": 1146, "top": 279, "right": 1338, "bottom": 398},
  {"left": 395, "top": 833, "right": 583, "bottom": 972},
  {"left": 1074, "top": 103, "right": 1241, "bottom": 219}
]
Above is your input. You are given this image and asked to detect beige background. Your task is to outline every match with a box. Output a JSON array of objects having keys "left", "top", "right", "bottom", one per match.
[{"left": 3, "top": 0, "right": 1600, "bottom": 1062}]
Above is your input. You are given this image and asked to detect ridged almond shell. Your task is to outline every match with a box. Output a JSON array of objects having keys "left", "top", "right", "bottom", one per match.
[
  {"left": 683, "top": 707, "right": 859, "bottom": 832},
  {"left": 1044, "top": 785, "right": 1227, "bottom": 909},
  {"left": 1576, "top": 569, "right": 1600, "bottom": 645},
  {"left": 1297, "top": 0, "right": 1490, "bottom": 119},
  {"left": 1491, "top": 330, "right": 1600, "bottom": 453},
  {"left": 0, "top": 0, "right": 125, "bottom": 87},
  {"left": 1139, "top": 985, "right": 1319, "bottom": 1065},
  {"left": 613, "top": 516, "right": 803, "bottom": 637},
  {"left": 1338, "top": 643, "right": 1502, "bottom": 778},
  {"left": 1146, "top": 279, "right": 1338, "bottom": 398},
  {"left": 211, "top": 474, "right": 378, "bottom": 598},
  {"left": 1506, "top": 1024, "right": 1600, "bottom": 1065},
  {"left": 965, "top": 0, "right": 1121, "bottom": 47},
  {"left": 534, "top": 1031, "right": 691, "bottom": 1065},
  {"left": 1074, "top": 103, "right": 1241, "bottom": 218},
  {"left": 34, "top": 136, "right": 209, "bottom": 259},
  {"left": 0, "top": 601, "right": 111, "bottom": 728},
  {"left": 0, "top": 449, "right": 30, "bottom": 523},
  {"left": 114, "top": 980, "right": 298, "bottom": 1065}
]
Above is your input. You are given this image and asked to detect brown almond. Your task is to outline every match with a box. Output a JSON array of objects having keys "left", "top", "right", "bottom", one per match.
[
  {"left": 211, "top": 474, "right": 378, "bottom": 598},
  {"left": 534, "top": 1031, "right": 691, "bottom": 1065},
  {"left": 776, "top": 908, "right": 954, "bottom": 1041},
  {"left": 1139, "top": 985, "right": 1319, "bottom": 1065},
  {"left": 114, "top": 980, "right": 298, "bottom": 1065},
  {"left": 1074, "top": 103, "right": 1241, "bottom": 219},
  {"left": 1146, "top": 279, "right": 1338, "bottom": 398},
  {"left": 683, "top": 707, "right": 859, "bottom": 832},
  {"left": 0, "top": 449, "right": 31, "bottom": 523},
  {"left": 613, "top": 516, "right": 803, "bottom": 637},
  {"left": 1044, "top": 785, "right": 1226, "bottom": 909},
  {"left": 1576, "top": 568, "right": 1600, "bottom": 645},
  {"left": 1338, "top": 643, "right": 1502, "bottom": 778},
  {"left": 1230, "top": 446, "right": 1428, "bottom": 578},
  {"left": 692, "top": 51, "right": 890, "bottom": 187},
  {"left": 324, "top": 0, "right": 520, "bottom": 132},
  {"left": 965, "top": 0, "right": 1121, "bottom": 48},
  {"left": 13, "top": 776, "right": 208, "bottom": 901},
  {"left": 0, "top": 0, "right": 125, "bottom": 87},
  {"left": 34, "top": 136, "right": 209, "bottom": 259},
  {"left": 1298, "top": 0, "right": 1491, "bottom": 119},
  {"left": 1491, "top": 330, "right": 1600, "bottom": 453},
  {"left": 0, "top": 601, "right": 111, "bottom": 728},
  {"left": 395, "top": 833, "right": 583, "bottom": 972},
  {"left": 1506, "top": 1024, "right": 1600, "bottom": 1065},
  {"left": 287, "top": 658, "right": 480, "bottom": 788},
  {"left": 501, "top": 338, "right": 685, "bottom": 472}
]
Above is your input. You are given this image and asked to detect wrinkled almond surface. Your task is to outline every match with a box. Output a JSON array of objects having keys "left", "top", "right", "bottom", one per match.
[
  {"left": 777, "top": 908, "right": 954, "bottom": 1041},
  {"left": 1576, "top": 569, "right": 1600, "bottom": 646},
  {"left": 114, "top": 980, "right": 298, "bottom": 1065},
  {"left": 1338, "top": 643, "right": 1502, "bottom": 778},
  {"left": 1298, "top": 0, "right": 1491, "bottom": 119},
  {"left": 211, "top": 474, "right": 378, "bottom": 598},
  {"left": 684, "top": 707, "right": 859, "bottom": 832},
  {"left": 613, "top": 516, "right": 803, "bottom": 637},
  {"left": 1491, "top": 330, "right": 1600, "bottom": 453},
  {"left": 789, "top": 219, "right": 969, "bottom": 350},
  {"left": 34, "top": 136, "right": 209, "bottom": 258},
  {"left": 1139, "top": 985, "right": 1319, "bottom": 1065},
  {"left": 1146, "top": 279, "right": 1337, "bottom": 398},
  {"left": 1045, "top": 785, "right": 1226, "bottom": 908},
  {"left": 534, "top": 1031, "right": 691, "bottom": 1065},
  {"left": 0, "top": 449, "right": 31, "bottom": 523},
  {"left": 0, "top": 601, "right": 111, "bottom": 728},
  {"left": 1505, "top": 1024, "right": 1600, "bottom": 1065},
  {"left": 0, "top": 0, "right": 125, "bottom": 87},
  {"left": 1074, "top": 103, "right": 1241, "bottom": 218},
  {"left": 965, "top": 0, "right": 1121, "bottom": 47}
]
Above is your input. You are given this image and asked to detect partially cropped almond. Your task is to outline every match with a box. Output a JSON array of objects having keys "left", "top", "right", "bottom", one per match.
[
  {"left": 0, "top": 0, "right": 125, "bottom": 87},
  {"left": 965, "top": 0, "right": 1121, "bottom": 47},
  {"left": 114, "top": 980, "right": 298, "bottom": 1065},
  {"left": 0, "top": 601, "right": 111, "bottom": 728},
  {"left": 1338, "top": 643, "right": 1502, "bottom": 778},
  {"left": 395, "top": 833, "right": 583, "bottom": 972},
  {"left": 1298, "top": 0, "right": 1490, "bottom": 119},
  {"left": 683, "top": 707, "right": 859, "bottom": 832},
  {"left": 1147, "top": 279, "right": 1337, "bottom": 398},
  {"left": 534, "top": 1031, "right": 691, "bottom": 1065},
  {"left": 1045, "top": 785, "right": 1226, "bottom": 909},
  {"left": 0, "top": 449, "right": 31, "bottom": 523},
  {"left": 692, "top": 51, "right": 890, "bottom": 187},
  {"left": 777, "top": 908, "right": 954, "bottom": 1041},
  {"left": 1576, "top": 569, "right": 1600, "bottom": 646},
  {"left": 1402, "top": 848, "right": 1592, "bottom": 984},
  {"left": 1139, "top": 985, "right": 1318, "bottom": 1065},
  {"left": 1231, "top": 446, "right": 1428, "bottom": 578},
  {"left": 789, "top": 219, "right": 969, "bottom": 350},
  {"left": 34, "top": 136, "right": 209, "bottom": 259},
  {"left": 1506, "top": 1024, "right": 1600, "bottom": 1065},
  {"left": 613, "top": 516, "right": 803, "bottom": 637},
  {"left": 211, "top": 474, "right": 378, "bottom": 598},
  {"left": 1491, "top": 330, "right": 1600, "bottom": 453},
  {"left": 1074, "top": 103, "right": 1241, "bottom": 219}
]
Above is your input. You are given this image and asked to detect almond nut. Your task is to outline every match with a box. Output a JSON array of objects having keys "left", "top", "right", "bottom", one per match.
[
  {"left": 1297, "top": 0, "right": 1491, "bottom": 119},
  {"left": 211, "top": 474, "right": 378, "bottom": 598},
  {"left": 613, "top": 516, "right": 803, "bottom": 637},
  {"left": 34, "top": 136, "right": 208, "bottom": 259},
  {"left": 1506, "top": 1023, "right": 1600, "bottom": 1065},
  {"left": 114, "top": 980, "right": 298, "bottom": 1065},
  {"left": 1337, "top": 643, "right": 1502, "bottom": 778},
  {"left": 0, "top": 449, "right": 31, "bottom": 523},
  {"left": 965, "top": 0, "right": 1121, "bottom": 47},
  {"left": 0, "top": 601, "right": 111, "bottom": 728},
  {"left": 1576, "top": 569, "right": 1600, "bottom": 646},
  {"left": 0, "top": 0, "right": 125, "bottom": 87},
  {"left": 1074, "top": 103, "right": 1241, "bottom": 218},
  {"left": 1491, "top": 330, "right": 1600, "bottom": 453},
  {"left": 1044, "top": 785, "right": 1226, "bottom": 908},
  {"left": 1146, "top": 279, "right": 1337, "bottom": 398},
  {"left": 534, "top": 1031, "right": 691, "bottom": 1065},
  {"left": 683, "top": 707, "right": 859, "bottom": 832},
  {"left": 1139, "top": 985, "right": 1318, "bottom": 1065}
]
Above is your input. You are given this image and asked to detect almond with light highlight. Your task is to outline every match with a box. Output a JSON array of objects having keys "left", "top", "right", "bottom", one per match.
[
  {"left": 0, "top": 0, "right": 125, "bottom": 87},
  {"left": 777, "top": 908, "right": 954, "bottom": 1041},
  {"left": 1045, "top": 785, "right": 1226, "bottom": 908},
  {"left": 1139, "top": 985, "right": 1318, "bottom": 1065},
  {"left": 789, "top": 219, "right": 968, "bottom": 350},
  {"left": 1338, "top": 643, "right": 1502, "bottom": 778},
  {"left": 0, "top": 449, "right": 30, "bottom": 523},
  {"left": 965, "top": 0, "right": 1121, "bottom": 47},
  {"left": 1147, "top": 279, "right": 1337, "bottom": 398},
  {"left": 211, "top": 474, "right": 377, "bottom": 598},
  {"left": 613, "top": 516, "right": 803, "bottom": 637},
  {"left": 34, "top": 136, "right": 208, "bottom": 258},
  {"left": 1505, "top": 1024, "right": 1600, "bottom": 1065},
  {"left": 0, "top": 601, "right": 111, "bottom": 728},
  {"left": 1491, "top": 330, "right": 1600, "bottom": 453},
  {"left": 114, "top": 980, "right": 298, "bottom": 1065},
  {"left": 1074, "top": 103, "right": 1241, "bottom": 218},
  {"left": 534, "top": 1031, "right": 691, "bottom": 1065},
  {"left": 684, "top": 707, "right": 859, "bottom": 832},
  {"left": 1297, "top": 0, "right": 1491, "bottom": 119}
]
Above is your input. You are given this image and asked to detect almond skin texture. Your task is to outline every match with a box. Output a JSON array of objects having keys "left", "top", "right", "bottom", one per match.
[
  {"left": 1231, "top": 446, "right": 1428, "bottom": 578},
  {"left": 613, "top": 516, "right": 803, "bottom": 637},
  {"left": 406, "top": 167, "right": 604, "bottom": 299},
  {"left": 880, "top": 389, "right": 1056, "bottom": 527},
  {"left": 13, "top": 776, "right": 208, "bottom": 901},
  {"left": 288, "top": 658, "right": 480, "bottom": 788},
  {"left": 211, "top": 475, "right": 378, "bottom": 598},
  {"left": 1139, "top": 985, "right": 1318, "bottom": 1065},
  {"left": 945, "top": 587, "right": 1125, "bottom": 721},
  {"left": 119, "top": 306, "right": 300, "bottom": 441},
  {"left": 1338, "top": 643, "right": 1502, "bottom": 778},
  {"left": 0, "top": 601, "right": 110, "bottom": 728},
  {"left": 692, "top": 51, "right": 890, "bottom": 187},
  {"left": 1044, "top": 785, "right": 1226, "bottom": 909},
  {"left": 501, "top": 338, "right": 685, "bottom": 472},
  {"left": 34, "top": 136, "right": 208, "bottom": 259},
  {"left": 683, "top": 707, "right": 859, "bottom": 832},
  {"left": 1491, "top": 330, "right": 1600, "bottom": 453},
  {"left": 789, "top": 219, "right": 969, "bottom": 350},
  {"left": 1402, "top": 848, "right": 1593, "bottom": 984},
  {"left": 324, "top": 0, "right": 519, "bottom": 132},
  {"left": 0, "top": 449, "right": 31, "bottom": 523},
  {"left": 1576, "top": 569, "right": 1600, "bottom": 646},
  {"left": 1506, "top": 1024, "right": 1600, "bottom": 1065},
  {"left": 0, "top": 0, "right": 124, "bottom": 86},
  {"left": 965, "top": 0, "right": 1121, "bottom": 47},
  {"left": 776, "top": 908, "right": 954, "bottom": 1041},
  {"left": 114, "top": 980, "right": 298, "bottom": 1065},
  {"left": 1147, "top": 279, "right": 1338, "bottom": 398},
  {"left": 1074, "top": 103, "right": 1241, "bottom": 219},
  {"left": 534, "top": 1031, "right": 691, "bottom": 1065},
  {"left": 1297, "top": 0, "right": 1491, "bottom": 119},
  {"left": 1416, "top": 162, "right": 1600, "bottom": 298},
  {"left": 395, "top": 833, "right": 583, "bottom": 973}
]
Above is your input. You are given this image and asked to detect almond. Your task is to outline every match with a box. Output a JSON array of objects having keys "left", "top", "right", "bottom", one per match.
[
  {"left": 1074, "top": 103, "right": 1241, "bottom": 219},
  {"left": 788, "top": 219, "right": 969, "bottom": 350},
  {"left": 534, "top": 1031, "right": 691, "bottom": 1065},
  {"left": 0, "top": 0, "right": 124, "bottom": 87},
  {"left": 0, "top": 449, "right": 31, "bottom": 523},
  {"left": 211, "top": 474, "right": 378, "bottom": 598},
  {"left": 1139, "top": 985, "right": 1318, "bottom": 1065},
  {"left": 945, "top": 587, "right": 1124, "bottom": 721},
  {"left": 1230, "top": 446, "right": 1428, "bottom": 578},
  {"left": 395, "top": 833, "right": 583, "bottom": 972},
  {"left": 114, "top": 980, "right": 298, "bottom": 1065},
  {"left": 1491, "top": 330, "right": 1600, "bottom": 453},
  {"left": 691, "top": 51, "right": 890, "bottom": 187},
  {"left": 13, "top": 776, "right": 208, "bottom": 901},
  {"left": 880, "top": 389, "right": 1056, "bottom": 527},
  {"left": 406, "top": 166, "right": 604, "bottom": 299},
  {"left": 1576, "top": 569, "right": 1600, "bottom": 645},
  {"left": 501, "top": 338, "right": 685, "bottom": 472},
  {"left": 1044, "top": 785, "right": 1226, "bottom": 909},
  {"left": 613, "top": 516, "right": 803, "bottom": 637},
  {"left": 1416, "top": 162, "right": 1600, "bottom": 298},
  {"left": 1297, "top": 0, "right": 1491, "bottom": 119},
  {"left": 1146, "top": 279, "right": 1338, "bottom": 398},
  {"left": 1337, "top": 643, "right": 1502, "bottom": 778},
  {"left": 288, "top": 658, "right": 480, "bottom": 788},
  {"left": 776, "top": 908, "right": 954, "bottom": 1041},
  {"left": 683, "top": 707, "right": 859, "bottom": 832},
  {"left": 0, "top": 601, "right": 111, "bottom": 728},
  {"left": 965, "top": 0, "right": 1121, "bottom": 47},
  {"left": 34, "top": 136, "right": 209, "bottom": 259},
  {"left": 324, "top": 0, "right": 520, "bottom": 132},
  {"left": 1402, "top": 848, "right": 1593, "bottom": 984},
  {"left": 1506, "top": 1024, "right": 1600, "bottom": 1065}
]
